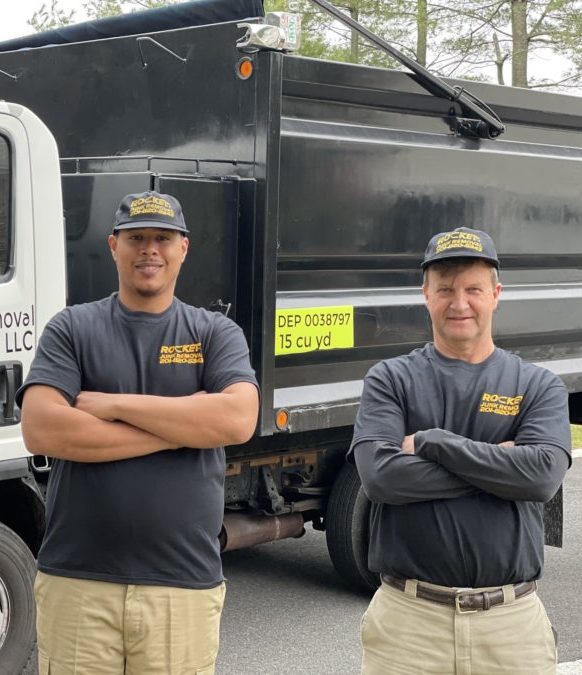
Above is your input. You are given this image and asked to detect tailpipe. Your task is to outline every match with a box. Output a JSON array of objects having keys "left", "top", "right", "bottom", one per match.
[{"left": 219, "top": 512, "right": 305, "bottom": 552}]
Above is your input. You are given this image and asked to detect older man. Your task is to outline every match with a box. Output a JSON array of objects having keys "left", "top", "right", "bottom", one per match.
[
  {"left": 350, "top": 227, "right": 571, "bottom": 675},
  {"left": 17, "top": 191, "right": 259, "bottom": 674}
]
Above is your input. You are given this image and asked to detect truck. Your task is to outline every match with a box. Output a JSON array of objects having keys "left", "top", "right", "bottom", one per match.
[{"left": 0, "top": 0, "right": 582, "bottom": 669}]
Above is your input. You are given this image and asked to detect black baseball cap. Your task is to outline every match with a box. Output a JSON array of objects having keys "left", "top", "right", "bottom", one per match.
[
  {"left": 421, "top": 227, "right": 499, "bottom": 269},
  {"left": 112, "top": 190, "right": 189, "bottom": 234}
]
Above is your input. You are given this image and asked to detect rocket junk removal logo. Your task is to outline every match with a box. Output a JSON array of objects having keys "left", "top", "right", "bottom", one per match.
[
  {"left": 435, "top": 230, "right": 483, "bottom": 254},
  {"left": 159, "top": 343, "right": 204, "bottom": 365},
  {"left": 130, "top": 195, "right": 174, "bottom": 219},
  {"left": 479, "top": 392, "right": 523, "bottom": 416}
]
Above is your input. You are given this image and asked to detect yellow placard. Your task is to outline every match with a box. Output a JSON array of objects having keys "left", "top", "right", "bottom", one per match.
[{"left": 275, "top": 306, "right": 354, "bottom": 356}]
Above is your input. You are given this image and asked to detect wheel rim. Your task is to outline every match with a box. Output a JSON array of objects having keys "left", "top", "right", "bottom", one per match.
[{"left": 0, "top": 575, "right": 10, "bottom": 650}]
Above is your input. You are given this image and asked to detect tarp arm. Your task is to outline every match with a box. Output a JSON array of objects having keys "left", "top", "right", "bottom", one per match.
[
  {"left": 136, "top": 36, "right": 187, "bottom": 68},
  {"left": 0, "top": 69, "right": 17, "bottom": 82},
  {"left": 308, "top": 0, "right": 506, "bottom": 139}
]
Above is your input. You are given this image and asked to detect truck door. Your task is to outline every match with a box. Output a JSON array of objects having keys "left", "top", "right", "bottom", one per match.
[
  {"left": 0, "top": 104, "right": 35, "bottom": 461},
  {"left": 0, "top": 102, "right": 64, "bottom": 462}
]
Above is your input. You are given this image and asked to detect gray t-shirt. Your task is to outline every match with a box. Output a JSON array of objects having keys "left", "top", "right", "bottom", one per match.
[
  {"left": 16, "top": 294, "right": 258, "bottom": 589},
  {"left": 349, "top": 343, "right": 571, "bottom": 587}
]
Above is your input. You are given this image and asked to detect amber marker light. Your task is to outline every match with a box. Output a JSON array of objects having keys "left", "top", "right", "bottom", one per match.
[
  {"left": 237, "top": 57, "right": 254, "bottom": 80},
  {"left": 275, "top": 408, "right": 290, "bottom": 431}
]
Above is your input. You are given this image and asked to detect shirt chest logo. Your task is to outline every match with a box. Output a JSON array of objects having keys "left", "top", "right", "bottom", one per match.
[
  {"left": 479, "top": 392, "right": 523, "bottom": 416},
  {"left": 159, "top": 342, "right": 204, "bottom": 365}
]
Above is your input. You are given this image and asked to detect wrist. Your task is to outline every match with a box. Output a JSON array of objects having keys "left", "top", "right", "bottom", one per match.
[{"left": 109, "top": 393, "right": 124, "bottom": 420}]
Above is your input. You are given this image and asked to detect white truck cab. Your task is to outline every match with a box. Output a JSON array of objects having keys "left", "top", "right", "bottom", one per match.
[{"left": 0, "top": 102, "right": 65, "bottom": 672}]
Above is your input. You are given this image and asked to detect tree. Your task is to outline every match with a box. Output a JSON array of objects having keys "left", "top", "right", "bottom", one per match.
[
  {"left": 434, "top": 0, "right": 582, "bottom": 89},
  {"left": 266, "top": 0, "right": 393, "bottom": 66},
  {"left": 285, "top": 0, "right": 582, "bottom": 90},
  {"left": 265, "top": 0, "right": 444, "bottom": 69},
  {"left": 84, "top": 0, "right": 179, "bottom": 20}
]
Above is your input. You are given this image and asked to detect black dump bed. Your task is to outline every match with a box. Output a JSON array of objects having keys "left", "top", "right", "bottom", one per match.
[{"left": 1, "top": 14, "right": 581, "bottom": 441}]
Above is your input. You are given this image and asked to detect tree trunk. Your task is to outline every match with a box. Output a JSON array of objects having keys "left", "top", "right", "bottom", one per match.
[
  {"left": 416, "top": 0, "right": 427, "bottom": 67},
  {"left": 511, "top": 0, "right": 528, "bottom": 87},
  {"left": 493, "top": 33, "right": 506, "bottom": 85},
  {"left": 349, "top": 4, "right": 359, "bottom": 63}
]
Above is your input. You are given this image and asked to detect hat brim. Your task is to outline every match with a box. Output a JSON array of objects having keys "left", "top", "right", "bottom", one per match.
[
  {"left": 113, "top": 221, "right": 189, "bottom": 234},
  {"left": 421, "top": 252, "right": 499, "bottom": 269}
]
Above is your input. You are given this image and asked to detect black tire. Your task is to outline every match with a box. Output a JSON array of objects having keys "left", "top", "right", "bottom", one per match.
[
  {"left": 0, "top": 522, "right": 36, "bottom": 675},
  {"left": 325, "top": 462, "right": 380, "bottom": 592}
]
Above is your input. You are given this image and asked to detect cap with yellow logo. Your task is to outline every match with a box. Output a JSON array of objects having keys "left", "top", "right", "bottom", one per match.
[
  {"left": 421, "top": 227, "right": 499, "bottom": 269},
  {"left": 113, "top": 190, "right": 189, "bottom": 234}
]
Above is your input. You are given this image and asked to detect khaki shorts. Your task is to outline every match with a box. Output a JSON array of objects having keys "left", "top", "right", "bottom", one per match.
[
  {"left": 361, "top": 580, "right": 557, "bottom": 675},
  {"left": 35, "top": 571, "right": 226, "bottom": 675}
]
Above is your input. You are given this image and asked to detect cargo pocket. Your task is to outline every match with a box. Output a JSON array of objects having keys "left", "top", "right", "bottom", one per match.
[
  {"left": 539, "top": 602, "right": 558, "bottom": 666},
  {"left": 360, "top": 603, "right": 378, "bottom": 652},
  {"left": 38, "top": 653, "right": 50, "bottom": 675},
  {"left": 360, "top": 588, "right": 382, "bottom": 646}
]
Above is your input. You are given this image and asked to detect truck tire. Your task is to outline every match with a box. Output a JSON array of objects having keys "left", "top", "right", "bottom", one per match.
[
  {"left": 0, "top": 522, "right": 36, "bottom": 675},
  {"left": 325, "top": 462, "right": 380, "bottom": 592}
]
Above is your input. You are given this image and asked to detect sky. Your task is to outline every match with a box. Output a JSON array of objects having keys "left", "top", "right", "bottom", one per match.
[{"left": 0, "top": 0, "right": 86, "bottom": 41}]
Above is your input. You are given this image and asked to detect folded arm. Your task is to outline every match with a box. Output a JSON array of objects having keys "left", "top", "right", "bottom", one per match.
[
  {"left": 75, "top": 381, "right": 259, "bottom": 448},
  {"left": 354, "top": 439, "right": 481, "bottom": 505},
  {"left": 415, "top": 429, "right": 570, "bottom": 502},
  {"left": 414, "top": 382, "right": 571, "bottom": 503},
  {"left": 21, "top": 385, "right": 177, "bottom": 463}
]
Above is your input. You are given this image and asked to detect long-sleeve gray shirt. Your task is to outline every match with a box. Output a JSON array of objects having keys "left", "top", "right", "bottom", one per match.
[{"left": 348, "top": 343, "right": 571, "bottom": 587}]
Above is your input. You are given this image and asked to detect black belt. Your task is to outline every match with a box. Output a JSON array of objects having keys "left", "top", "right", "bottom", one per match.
[{"left": 381, "top": 574, "right": 536, "bottom": 613}]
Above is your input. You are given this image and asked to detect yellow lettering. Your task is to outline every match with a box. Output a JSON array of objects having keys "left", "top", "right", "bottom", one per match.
[
  {"left": 480, "top": 391, "right": 523, "bottom": 417},
  {"left": 159, "top": 343, "right": 203, "bottom": 365}
]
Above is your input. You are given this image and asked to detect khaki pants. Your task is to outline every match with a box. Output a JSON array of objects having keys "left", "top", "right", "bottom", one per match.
[
  {"left": 361, "top": 581, "right": 557, "bottom": 675},
  {"left": 35, "top": 571, "right": 226, "bottom": 675}
]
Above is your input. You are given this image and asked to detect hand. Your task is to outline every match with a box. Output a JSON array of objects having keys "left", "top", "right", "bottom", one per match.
[
  {"left": 402, "top": 434, "right": 416, "bottom": 454},
  {"left": 499, "top": 440, "right": 515, "bottom": 447},
  {"left": 75, "top": 391, "right": 118, "bottom": 421}
]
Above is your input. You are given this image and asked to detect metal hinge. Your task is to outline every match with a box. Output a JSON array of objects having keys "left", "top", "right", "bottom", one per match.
[{"left": 237, "top": 13, "right": 302, "bottom": 53}]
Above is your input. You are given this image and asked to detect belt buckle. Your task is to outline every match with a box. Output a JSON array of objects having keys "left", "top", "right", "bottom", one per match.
[{"left": 455, "top": 588, "right": 479, "bottom": 614}]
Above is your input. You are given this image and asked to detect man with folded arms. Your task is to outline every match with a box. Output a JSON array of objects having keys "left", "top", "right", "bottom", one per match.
[
  {"left": 18, "top": 190, "right": 259, "bottom": 674},
  {"left": 350, "top": 227, "right": 571, "bottom": 674}
]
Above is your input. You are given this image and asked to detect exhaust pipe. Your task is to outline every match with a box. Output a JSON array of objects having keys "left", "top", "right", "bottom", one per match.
[{"left": 219, "top": 512, "right": 305, "bottom": 552}]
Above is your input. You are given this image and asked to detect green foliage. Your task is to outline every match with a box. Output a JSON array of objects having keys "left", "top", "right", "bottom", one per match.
[
  {"left": 28, "top": 0, "right": 180, "bottom": 28},
  {"left": 83, "top": 0, "right": 124, "bottom": 19},
  {"left": 83, "top": 0, "right": 179, "bottom": 20},
  {"left": 28, "top": 0, "right": 75, "bottom": 32},
  {"left": 572, "top": 425, "right": 582, "bottom": 449}
]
